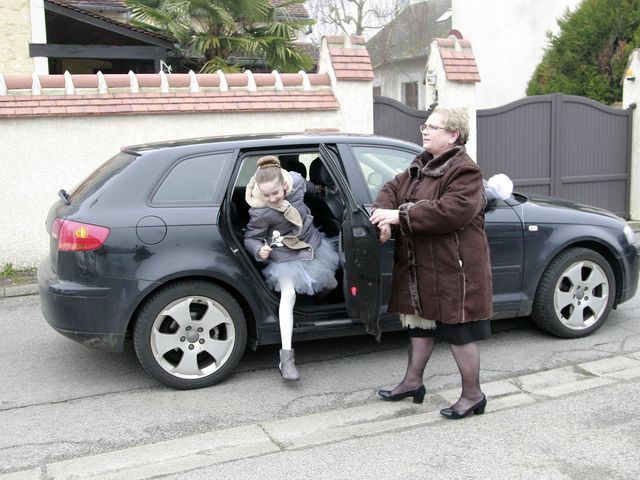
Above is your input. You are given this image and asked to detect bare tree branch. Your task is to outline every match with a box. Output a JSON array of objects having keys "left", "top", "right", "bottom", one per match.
[{"left": 305, "top": 0, "right": 411, "bottom": 41}]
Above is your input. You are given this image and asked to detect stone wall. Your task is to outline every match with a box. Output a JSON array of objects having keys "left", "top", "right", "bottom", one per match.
[{"left": 0, "top": 0, "right": 34, "bottom": 74}]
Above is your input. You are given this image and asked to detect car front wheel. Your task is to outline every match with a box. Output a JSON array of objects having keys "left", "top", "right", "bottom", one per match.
[
  {"left": 532, "top": 247, "right": 616, "bottom": 338},
  {"left": 133, "top": 280, "right": 247, "bottom": 389}
]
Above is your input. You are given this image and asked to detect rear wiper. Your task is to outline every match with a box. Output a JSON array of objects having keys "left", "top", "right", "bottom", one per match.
[{"left": 58, "top": 189, "right": 70, "bottom": 205}]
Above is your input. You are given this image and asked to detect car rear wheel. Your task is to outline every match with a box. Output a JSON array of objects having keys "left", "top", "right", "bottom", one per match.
[
  {"left": 133, "top": 280, "right": 247, "bottom": 389},
  {"left": 532, "top": 247, "right": 615, "bottom": 338}
]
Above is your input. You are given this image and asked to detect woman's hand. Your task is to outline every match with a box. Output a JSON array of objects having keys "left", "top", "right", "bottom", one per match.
[
  {"left": 258, "top": 245, "right": 272, "bottom": 260},
  {"left": 369, "top": 208, "right": 400, "bottom": 228},
  {"left": 378, "top": 224, "right": 392, "bottom": 244}
]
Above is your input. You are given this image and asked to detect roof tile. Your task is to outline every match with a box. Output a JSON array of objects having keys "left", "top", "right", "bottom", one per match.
[
  {"left": 328, "top": 46, "right": 374, "bottom": 81},
  {"left": 435, "top": 35, "right": 481, "bottom": 83}
]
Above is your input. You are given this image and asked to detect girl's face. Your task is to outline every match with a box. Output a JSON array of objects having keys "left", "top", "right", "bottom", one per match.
[{"left": 258, "top": 178, "right": 287, "bottom": 207}]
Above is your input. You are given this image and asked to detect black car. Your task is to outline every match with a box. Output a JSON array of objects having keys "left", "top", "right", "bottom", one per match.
[{"left": 38, "top": 133, "right": 639, "bottom": 389}]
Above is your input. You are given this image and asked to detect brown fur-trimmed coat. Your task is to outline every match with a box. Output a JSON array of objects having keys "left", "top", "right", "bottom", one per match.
[{"left": 373, "top": 146, "right": 493, "bottom": 324}]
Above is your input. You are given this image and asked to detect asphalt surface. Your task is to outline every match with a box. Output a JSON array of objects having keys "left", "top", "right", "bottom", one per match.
[{"left": 1, "top": 289, "right": 640, "bottom": 479}]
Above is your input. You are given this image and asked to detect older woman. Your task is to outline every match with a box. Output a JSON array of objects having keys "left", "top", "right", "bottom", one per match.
[{"left": 369, "top": 106, "right": 492, "bottom": 419}]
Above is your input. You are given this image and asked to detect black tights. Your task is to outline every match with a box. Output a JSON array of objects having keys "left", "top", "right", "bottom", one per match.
[{"left": 392, "top": 337, "right": 484, "bottom": 413}]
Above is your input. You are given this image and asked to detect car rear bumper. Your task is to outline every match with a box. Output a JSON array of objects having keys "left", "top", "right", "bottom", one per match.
[{"left": 38, "top": 258, "right": 134, "bottom": 352}]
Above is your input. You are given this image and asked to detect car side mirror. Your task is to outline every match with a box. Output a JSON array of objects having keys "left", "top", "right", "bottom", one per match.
[
  {"left": 484, "top": 184, "right": 498, "bottom": 210},
  {"left": 484, "top": 174, "right": 513, "bottom": 211}
]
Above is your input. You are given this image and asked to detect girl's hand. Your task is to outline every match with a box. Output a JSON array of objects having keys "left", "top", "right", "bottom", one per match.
[
  {"left": 258, "top": 245, "right": 272, "bottom": 260},
  {"left": 378, "top": 224, "right": 392, "bottom": 244},
  {"left": 369, "top": 208, "right": 399, "bottom": 228}
]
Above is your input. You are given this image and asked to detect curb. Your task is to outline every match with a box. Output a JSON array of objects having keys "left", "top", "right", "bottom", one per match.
[
  {"left": 1, "top": 283, "right": 39, "bottom": 299},
  {"left": 3, "top": 351, "right": 639, "bottom": 480}
]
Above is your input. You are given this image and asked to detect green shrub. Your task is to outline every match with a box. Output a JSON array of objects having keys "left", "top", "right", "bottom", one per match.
[{"left": 527, "top": 0, "right": 640, "bottom": 104}]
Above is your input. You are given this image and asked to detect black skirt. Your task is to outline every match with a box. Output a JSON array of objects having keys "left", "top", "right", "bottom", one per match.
[{"left": 407, "top": 319, "right": 491, "bottom": 345}]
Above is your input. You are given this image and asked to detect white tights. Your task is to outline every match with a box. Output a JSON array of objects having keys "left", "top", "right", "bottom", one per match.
[{"left": 277, "top": 274, "right": 296, "bottom": 350}]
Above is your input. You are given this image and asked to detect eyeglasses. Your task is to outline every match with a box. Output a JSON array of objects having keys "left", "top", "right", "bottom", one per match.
[{"left": 420, "top": 124, "right": 446, "bottom": 133}]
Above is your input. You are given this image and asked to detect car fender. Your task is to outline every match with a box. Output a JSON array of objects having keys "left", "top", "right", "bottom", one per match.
[{"left": 520, "top": 222, "right": 628, "bottom": 314}]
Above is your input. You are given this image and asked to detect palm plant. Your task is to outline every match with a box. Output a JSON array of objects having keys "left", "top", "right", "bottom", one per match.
[{"left": 126, "top": 0, "right": 314, "bottom": 73}]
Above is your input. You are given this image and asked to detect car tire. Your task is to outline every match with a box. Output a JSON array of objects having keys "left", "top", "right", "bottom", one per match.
[
  {"left": 133, "top": 280, "right": 247, "bottom": 389},
  {"left": 532, "top": 247, "right": 616, "bottom": 338}
]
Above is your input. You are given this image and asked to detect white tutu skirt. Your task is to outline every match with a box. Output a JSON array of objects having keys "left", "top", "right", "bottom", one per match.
[{"left": 263, "top": 236, "right": 339, "bottom": 295}]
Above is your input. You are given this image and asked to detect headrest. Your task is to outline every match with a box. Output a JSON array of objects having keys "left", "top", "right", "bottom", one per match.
[
  {"left": 279, "top": 154, "right": 307, "bottom": 178},
  {"left": 309, "top": 157, "right": 335, "bottom": 187}
]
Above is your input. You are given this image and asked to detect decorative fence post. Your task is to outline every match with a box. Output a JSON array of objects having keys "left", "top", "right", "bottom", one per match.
[{"left": 424, "top": 33, "right": 480, "bottom": 160}]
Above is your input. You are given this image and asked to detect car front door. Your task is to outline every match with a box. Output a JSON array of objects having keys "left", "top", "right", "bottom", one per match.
[
  {"left": 484, "top": 198, "right": 525, "bottom": 318},
  {"left": 319, "top": 144, "right": 382, "bottom": 339}
]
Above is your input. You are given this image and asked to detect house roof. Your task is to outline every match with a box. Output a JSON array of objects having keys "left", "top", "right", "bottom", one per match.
[
  {"left": 45, "top": 0, "right": 173, "bottom": 46},
  {"left": 367, "top": 0, "right": 452, "bottom": 68},
  {"left": 271, "top": 0, "right": 309, "bottom": 18},
  {"left": 435, "top": 36, "right": 480, "bottom": 83},
  {"left": 59, "top": 0, "right": 127, "bottom": 10},
  {"left": 60, "top": 0, "right": 310, "bottom": 18}
]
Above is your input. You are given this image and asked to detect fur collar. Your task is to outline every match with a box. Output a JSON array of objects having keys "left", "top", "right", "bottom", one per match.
[{"left": 410, "top": 145, "right": 466, "bottom": 178}]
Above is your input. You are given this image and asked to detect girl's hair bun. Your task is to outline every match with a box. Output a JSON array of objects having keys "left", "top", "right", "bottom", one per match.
[{"left": 257, "top": 155, "right": 281, "bottom": 169}]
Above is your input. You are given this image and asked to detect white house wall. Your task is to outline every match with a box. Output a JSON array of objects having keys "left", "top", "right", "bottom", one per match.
[
  {"left": 623, "top": 50, "right": 640, "bottom": 220},
  {"left": 373, "top": 58, "right": 427, "bottom": 109},
  {"left": 452, "top": 0, "right": 583, "bottom": 108}
]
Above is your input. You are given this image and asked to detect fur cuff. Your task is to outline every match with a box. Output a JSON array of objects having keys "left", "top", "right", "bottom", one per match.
[{"left": 398, "top": 202, "right": 414, "bottom": 236}]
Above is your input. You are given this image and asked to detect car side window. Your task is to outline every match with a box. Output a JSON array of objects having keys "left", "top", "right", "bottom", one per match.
[
  {"left": 153, "top": 152, "right": 232, "bottom": 204},
  {"left": 235, "top": 153, "right": 319, "bottom": 187},
  {"left": 350, "top": 146, "right": 417, "bottom": 201}
]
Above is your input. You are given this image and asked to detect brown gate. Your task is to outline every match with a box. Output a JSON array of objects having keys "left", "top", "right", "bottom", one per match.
[
  {"left": 477, "top": 94, "right": 633, "bottom": 218},
  {"left": 373, "top": 96, "right": 434, "bottom": 147}
]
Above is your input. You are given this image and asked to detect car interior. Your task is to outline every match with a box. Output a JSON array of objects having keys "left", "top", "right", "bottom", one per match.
[{"left": 229, "top": 152, "right": 346, "bottom": 307}]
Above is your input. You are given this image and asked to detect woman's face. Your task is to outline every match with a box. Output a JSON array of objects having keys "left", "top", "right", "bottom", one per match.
[
  {"left": 421, "top": 112, "right": 458, "bottom": 157},
  {"left": 258, "top": 178, "right": 287, "bottom": 207}
]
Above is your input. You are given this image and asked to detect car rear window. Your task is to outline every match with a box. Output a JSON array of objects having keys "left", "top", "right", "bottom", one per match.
[{"left": 68, "top": 152, "right": 137, "bottom": 205}]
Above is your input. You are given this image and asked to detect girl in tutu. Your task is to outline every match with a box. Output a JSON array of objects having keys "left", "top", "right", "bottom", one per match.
[{"left": 244, "top": 155, "right": 339, "bottom": 380}]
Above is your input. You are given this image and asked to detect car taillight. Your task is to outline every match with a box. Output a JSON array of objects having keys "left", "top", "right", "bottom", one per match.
[{"left": 52, "top": 218, "right": 110, "bottom": 251}]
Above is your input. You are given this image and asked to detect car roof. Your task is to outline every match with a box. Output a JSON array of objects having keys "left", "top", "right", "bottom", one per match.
[{"left": 123, "top": 132, "right": 422, "bottom": 154}]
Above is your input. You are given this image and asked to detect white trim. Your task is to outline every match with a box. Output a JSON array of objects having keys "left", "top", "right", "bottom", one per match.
[{"left": 30, "top": 0, "right": 48, "bottom": 74}]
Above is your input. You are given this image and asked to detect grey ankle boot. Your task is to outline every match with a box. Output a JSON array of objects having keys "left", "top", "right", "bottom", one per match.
[{"left": 279, "top": 349, "right": 300, "bottom": 381}]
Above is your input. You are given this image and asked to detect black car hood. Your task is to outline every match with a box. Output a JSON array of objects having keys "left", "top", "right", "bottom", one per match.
[{"left": 514, "top": 192, "right": 623, "bottom": 226}]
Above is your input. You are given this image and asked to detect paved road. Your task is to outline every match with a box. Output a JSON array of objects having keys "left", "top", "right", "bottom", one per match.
[{"left": 1, "top": 291, "right": 639, "bottom": 479}]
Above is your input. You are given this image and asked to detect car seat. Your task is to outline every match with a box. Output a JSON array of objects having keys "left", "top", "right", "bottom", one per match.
[{"left": 309, "top": 158, "right": 344, "bottom": 222}]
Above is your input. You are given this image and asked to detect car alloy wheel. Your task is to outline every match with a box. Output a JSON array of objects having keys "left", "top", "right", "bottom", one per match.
[
  {"left": 133, "top": 281, "right": 247, "bottom": 389},
  {"left": 532, "top": 247, "right": 616, "bottom": 338}
]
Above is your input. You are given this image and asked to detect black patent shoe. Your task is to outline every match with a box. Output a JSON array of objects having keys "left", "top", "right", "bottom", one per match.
[
  {"left": 440, "top": 394, "right": 487, "bottom": 419},
  {"left": 378, "top": 385, "right": 426, "bottom": 404}
]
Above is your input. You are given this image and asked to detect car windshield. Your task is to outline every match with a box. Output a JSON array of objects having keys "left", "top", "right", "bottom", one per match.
[{"left": 350, "top": 145, "right": 418, "bottom": 201}]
